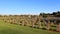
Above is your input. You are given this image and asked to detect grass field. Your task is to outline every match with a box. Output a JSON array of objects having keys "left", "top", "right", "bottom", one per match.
[{"left": 0, "top": 21, "right": 60, "bottom": 34}]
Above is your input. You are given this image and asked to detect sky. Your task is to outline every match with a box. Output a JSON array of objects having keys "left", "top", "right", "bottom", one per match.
[{"left": 0, "top": 0, "right": 60, "bottom": 15}]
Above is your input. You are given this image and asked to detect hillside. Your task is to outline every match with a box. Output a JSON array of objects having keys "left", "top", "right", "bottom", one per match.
[{"left": 0, "top": 20, "right": 60, "bottom": 34}]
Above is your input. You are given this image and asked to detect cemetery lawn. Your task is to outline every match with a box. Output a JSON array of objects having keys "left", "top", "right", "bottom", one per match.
[{"left": 0, "top": 21, "right": 60, "bottom": 34}]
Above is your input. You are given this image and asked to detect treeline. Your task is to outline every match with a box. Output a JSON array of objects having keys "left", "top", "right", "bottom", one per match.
[{"left": 40, "top": 11, "right": 60, "bottom": 18}]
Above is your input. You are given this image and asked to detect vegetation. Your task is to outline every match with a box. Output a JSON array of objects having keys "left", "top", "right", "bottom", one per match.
[
  {"left": 0, "top": 20, "right": 60, "bottom": 34},
  {"left": 40, "top": 11, "right": 60, "bottom": 17},
  {"left": 0, "top": 11, "right": 60, "bottom": 34}
]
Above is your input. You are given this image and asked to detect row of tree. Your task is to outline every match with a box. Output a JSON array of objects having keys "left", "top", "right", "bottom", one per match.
[
  {"left": 40, "top": 11, "right": 60, "bottom": 17},
  {"left": 0, "top": 11, "right": 60, "bottom": 32}
]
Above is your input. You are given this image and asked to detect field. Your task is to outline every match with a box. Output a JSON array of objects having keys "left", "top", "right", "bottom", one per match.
[{"left": 0, "top": 20, "right": 60, "bottom": 34}]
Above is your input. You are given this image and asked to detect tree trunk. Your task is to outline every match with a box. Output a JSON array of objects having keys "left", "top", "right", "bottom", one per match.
[
  {"left": 56, "top": 23, "right": 60, "bottom": 32},
  {"left": 46, "top": 20, "right": 51, "bottom": 30},
  {"left": 38, "top": 21, "right": 42, "bottom": 28},
  {"left": 32, "top": 22, "right": 35, "bottom": 28},
  {"left": 22, "top": 21, "right": 25, "bottom": 26}
]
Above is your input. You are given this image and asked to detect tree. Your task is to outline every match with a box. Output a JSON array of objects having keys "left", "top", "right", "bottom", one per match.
[{"left": 56, "top": 19, "right": 60, "bottom": 32}]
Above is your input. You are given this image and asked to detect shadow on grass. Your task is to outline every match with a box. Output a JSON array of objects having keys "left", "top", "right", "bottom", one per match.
[
  {"left": 42, "top": 28, "right": 46, "bottom": 30},
  {"left": 27, "top": 26, "right": 59, "bottom": 32}
]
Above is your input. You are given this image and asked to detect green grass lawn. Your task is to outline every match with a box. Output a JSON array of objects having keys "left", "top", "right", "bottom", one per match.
[{"left": 0, "top": 21, "right": 60, "bottom": 34}]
